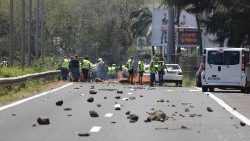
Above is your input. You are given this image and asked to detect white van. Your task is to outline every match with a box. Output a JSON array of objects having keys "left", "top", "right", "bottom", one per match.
[{"left": 201, "top": 47, "right": 250, "bottom": 93}]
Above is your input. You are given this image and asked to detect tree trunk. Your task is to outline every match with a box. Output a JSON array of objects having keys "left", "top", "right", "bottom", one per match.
[
  {"left": 8, "top": 0, "right": 14, "bottom": 67},
  {"left": 20, "top": 0, "right": 26, "bottom": 68},
  {"left": 35, "top": 0, "right": 40, "bottom": 59},
  {"left": 27, "top": 0, "right": 32, "bottom": 66},
  {"left": 167, "top": 0, "right": 175, "bottom": 63},
  {"left": 40, "top": 0, "right": 44, "bottom": 58},
  {"left": 196, "top": 11, "right": 203, "bottom": 55}
]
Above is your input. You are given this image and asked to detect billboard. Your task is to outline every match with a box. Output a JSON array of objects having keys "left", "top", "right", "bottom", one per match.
[
  {"left": 151, "top": 9, "right": 168, "bottom": 46},
  {"left": 177, "top": 27, "right": 201, "bottom": 47},
  {"left": 137, "top": 37, "right": 146, "bottom": 50}
]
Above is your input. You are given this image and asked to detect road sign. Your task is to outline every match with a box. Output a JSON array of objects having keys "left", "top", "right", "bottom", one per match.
[{"left": 177, "top": 27, "right": 202, "bottom": 47}]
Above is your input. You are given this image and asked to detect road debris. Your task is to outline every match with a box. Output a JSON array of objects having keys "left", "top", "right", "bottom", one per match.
[
  {"left": 146, "top": 110, "right": 166, "bottom": 122},
  {"left": 157, "top": 99, "right": 164, "bottom": 102},
  {"left": 74, "top": 87, "right": 80, "bottom": 90},
  {"left": 78, "top": 133, "right": 90, "bottom": 137},
  {"left": 181, "top": 125, "right": 187, "bottom": 129},
  {"left": 90, "top": 86, "right": 95, "bottom": 89},
  {"left": 11, "top": 114, "right": 16, "bottom": 116},
  {"left": 117, "top": 91, "right": 123, "bottom": 94},
  {"left": 98, "top": 88, "right": 117, "bottom": 91},
  {"left": 104, "top": 97, "right": 107, "bottom": 99},
  {"left": 127, "top": 114, "right": 139, "bottom": 123},
  {"left": 89, "top": 90, "right": 97, "bottom": 95},
  {"left": 185, "top": 108, "right": 190, "bottom": 112},
  {"left": 87, "top": 97, "right": 94, "bottom": 103},
  {"left": 140, "top": 95, "right": 143, "bottom": 97},
  {"left": 115, "top": 107, "right": 121, "bottom": 111},
  {"left": 97, "top": 104, "right": 102, "bottom": 107},
  {"left": 64, "top": 108, "right": 72, "bottom": 111},
  {"left": 129, "top": 97, "right": 136, "bottom": 100},
  {"left": 207, "top": 107, "right": 213, "bottom": 112},
  {"left": 56, "top": 100, "right": 63, "bottom": 106},
  {"left": 125, "top": 111, "right": 130, "bottom": 115},
  {"left": 89, "top": 111, "right": 99, "bottom": 117},
  {"left": 111, "top": 121, "right": 116, "bottom": 124},
  {"left": 240, "top": 122, "right": 246, "bottom": 126},
  {"left": 115, "top": 96, "right": 121, "bottom": 99},
  {"left": 37, "top": 117, "right": 50, "bottom": 125}
]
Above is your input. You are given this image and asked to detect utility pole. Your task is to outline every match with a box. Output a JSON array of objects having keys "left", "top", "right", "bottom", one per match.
[
  {"left": 20, "top": 0, "right": 26, "bottom": 68},
  {"left": 40, "top": 0, "right": 44, "bottom": 58},
  {"left": 167, "top": 0, "right": 175, "bottom": 63},
  {"left": 35, "top": 0, "right": 40, "bottom": 59},
  {"left": 28, "top": 0, "right": 32, "bottom": 66},
  {"left": 8, "top": 0, "right": 14, "bottom": 67}
]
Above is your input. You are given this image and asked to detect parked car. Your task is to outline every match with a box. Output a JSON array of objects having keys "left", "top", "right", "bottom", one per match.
[
  {"left": 155, "top": 64, "right": 183, "bottom": 86},
  {"left": 195, "top": 62, "right": 204, "bottom": 87}
]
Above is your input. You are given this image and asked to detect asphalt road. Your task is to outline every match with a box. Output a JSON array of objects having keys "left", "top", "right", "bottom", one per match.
[{"left": 0, "top": 83, "right": 250, "bottom": 141}]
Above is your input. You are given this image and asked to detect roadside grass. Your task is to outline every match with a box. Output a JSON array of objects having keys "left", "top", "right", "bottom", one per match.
[
  {"left": 0, "top": 78, "right": 58, "bottom": 106},
  {"left": 183, "top": 75, "right": 196, "bottom": 87}
]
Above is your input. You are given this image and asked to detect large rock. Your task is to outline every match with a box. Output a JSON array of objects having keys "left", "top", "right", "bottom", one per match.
[
  {"left": 127, "top": 114, "right": 139, "bottom": 123},
  {"left": 117, "top": 91, "right": 123, "bottom": 94},
  {"left": 207, "top": 107, "right": 213, "bottom": 112},
  {"left": 146, "top": 110, "right": 166, "bottom": 122},
  {"left": 87, "top": 97, "right": 94, "bottom": 103},
  {"left": 37, "top": 117, "right": 50, "bottom": 125},
  {"left": 89, "top": 90, "right": 97, "bottom": 95}
]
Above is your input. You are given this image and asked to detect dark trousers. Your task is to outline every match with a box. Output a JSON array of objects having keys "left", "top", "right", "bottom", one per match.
[
  {"left": 138, "top": 72, "right": 143, "bottom": 85},
  {"left": 158, "top": 71, "right": 164, "bottom": 86},
  {"left": 61, "top": 68, "right": 69, "bottom": 80},
  {"left": 150, "top": 73, "right": 155, "bottom": 86},
  {"left": 128, "top": 69, "right": 134, "bottom": 84},
  {"left": 82, "top": 68, "right": 89, "bottom": 82},
  {"left": 72, "top": 68, "right": 80, "bottom": 82}
]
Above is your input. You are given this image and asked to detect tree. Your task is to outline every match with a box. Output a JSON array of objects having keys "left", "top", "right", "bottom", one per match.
[
  {"left": 20, "top": 0, "right": 25, "bottom": 68},
  {"left": 8, "top": 0, "right": 14, "bottom": 67},
  {"left": 27, "top": 0, "right": 32, "bottom": 66}
]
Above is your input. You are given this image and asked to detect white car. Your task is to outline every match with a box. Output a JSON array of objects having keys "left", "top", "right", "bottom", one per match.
[{"left": 156, "top": 64, "right": 183, "bottom": 86}]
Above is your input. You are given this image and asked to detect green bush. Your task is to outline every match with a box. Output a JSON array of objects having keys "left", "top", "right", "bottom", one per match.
[{"left": 183, "top": 75, "right": 196, "bottom": 87}]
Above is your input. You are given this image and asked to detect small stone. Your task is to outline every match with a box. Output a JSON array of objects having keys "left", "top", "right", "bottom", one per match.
[
  {"left": 115, "top": 96, "right": 121, "bottom": 99},
  {"left": 207, "top": 107, "right": 213, "bottom": 112},
  {"left": 32, "top": 124, "right": 36, "bottom": 127},
  {"left": 67, "top": 114, "right": 72, "bottom": 117},
  {"left": 140, "top": 95, "right": 143, "bottom": 97},
  {"left": 89, "top": 111, "right": 99, "bottom": 117},
  {"left": 240, "top": 122, "right": 246, "bottom": 126},
  {"left": 89, "top": 90, "right": 97, "bottom": 95},
  {"left": 166, "top": 100, "right": 170, "bottom": 103},
  {"left": 56, "top": 100, "right": 63, "bottom": 106},
  {"left": 64, "top": 108, "right": 72, "bottom": 111},
  {"left": 115, "top": 107, "right": 121, "bottom": 111},
  {"left": 74, "top": 87, "right": 80, "bottom": 89},
  {"left": 104, "top": 97, "right": 107, "bottom": 99},
  {"left": 11, "top": 114, "right": 16, "bottom": 116},
  {"left": 97, "top": 104, "right": 102, "bottom": 107},
  {"left": 37, "top": 117, "right": 50, "bottom": 125},
  {"left": 144, "top": 117, "right": 152, "bottom": 122},
  {"left": 197, "top": 114, "right": 202, "bottom": 117},
  {"left": 230, "top": 117, "right": 233, "bottom": 119},
  {"left": 172, "top": 105, "right": 175, "bottom": 107},
  {"left": 233, "top": 107, "right": 237, "bottom": 110},
  {"left": 189, "top": 114, "right": 195, "bottom": 117},
  {"left": 87, "top": 97, "right": 94, "bottom": 103},
  {"left": 125, "top": 111, "right": 130, "bottom": 115},
  {"left": 181, "top": 125, "right": 187, "bottom": 129},
  {"left": 159, "top": 99, "right": 164, "bottom": 102},
  {"left": 198, "top": 131, "right": 200, "bottom": 134},
  {"left": 78, "top": 133, "right": 90, "bottom": 137},
  {"left": 185, "top": 108, "right": 190, "bottom": 112},
  {"left": 117, "top": 91, "right": 123, "bottom": 94},
  {"left": 90, "top": 86, "right": 95, "bottom": 89},
  {"left": 111, "top": 121, "right": 116, "bottom": 124},
  {"left": 179, "top": 114, "right": 185, "bottom": 117},
  {"left": 151, "top": 108, "right": 155, "bottom": 111}
]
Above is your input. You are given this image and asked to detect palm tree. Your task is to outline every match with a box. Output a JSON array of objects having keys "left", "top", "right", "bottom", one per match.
[{"left": 130, "top": 7, "right": 152, "bottom": 37}]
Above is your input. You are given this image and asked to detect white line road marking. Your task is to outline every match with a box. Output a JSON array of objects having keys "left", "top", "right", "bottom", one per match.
[
  {"left": 127, "top": 92, "right": 132, "bottom": 95},
  {"left": 0, "top": 83, "right": 73, "bottom": 111},
  {"left": 114, "top": 104, "right": 121, "bottom": 108},
  {"left": 189, "top": 90, "right": 201, "bottom": 92},
  {"left": 90, "top": 126, "right": 101, "bottom": 133},
  {"left": 167, "top": 90, "right": 173, "bottom": 92},
  {"left": 104, "top": 113, "right": 113, "bottom": 118},
  {"left": 200, "top": 89, "right": 250, "bottom": 126},
  {"left": 129, "top": 89, "right": 134, "bottom": 91}
]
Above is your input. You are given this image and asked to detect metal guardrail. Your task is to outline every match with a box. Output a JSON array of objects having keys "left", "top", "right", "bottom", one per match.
[{"left": 0, "top": 70, "right": 61, "bottom": 87}]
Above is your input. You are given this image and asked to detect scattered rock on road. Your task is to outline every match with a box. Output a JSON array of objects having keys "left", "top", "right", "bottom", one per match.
[
  {"left": 87, "top": 97, "right": 94, "bottom": 103},
  {"left": 90, "top": 86, "right": 95, "bottom": 89},
  {"left": 104, "top": 97, "right": 107, "bottom": 99},
  {"left": 185, "top": 108, "right": 190, "bottom": 112},
  {"left": 181, "top": 125, "right": 187, "bottom": 129},
  {"left": 11, "top": 114, "right": 16, "bottom": 116},
  {"left": 37, "top": 117, "right": 50, "bottom": 125},
  {"left": 115, "top": 96, "right": 121, "bottom": 99},
  {"left": 89, "top": 90, "right": 97, "bottom": 95},
  {"left": 89, "top": 111, "right": 99, "bottom": 117},
  {"left": 56, "top": 100, "right": 63, "bottom": 106},
  {"left": 78, "top": 133, "right": 90, "bottom": 137},
  {"left": 146, "top": 110, "right": 166, "bottom": 122},
  {"left": 115, "top": 107, "right": 121, "bottom": 111},
  {"left": 129, "top": 97, "right": 136, "bottom": 100},
  {"left": 158, "top": 99, "right": 164, "bottom": 102},
  {"left": 125, "top": 111, "right": 130, "bottom": 115},
  {"left": 74, "top": 87, "right": 80, "bottom": 90},
  {"left": 207, "top": 107, "right": 213, "bottom": 112},
  {"left": 64, "top": 108, "right": 72, "bottom": 111},
  {"left": 140, "top": 95, "right": 143, "bottom": 97},
  {"left": 97, "top": 104, "right": 102, "bottom": 107},
  {"left": 127, "top": 114, "right": 139, "bottom": 123},
  {"left": 240, "top": 122, "right": 246, "bottom": 127},
  {"left": 117, "top": 91, "right": 123, "bottom": 94}
]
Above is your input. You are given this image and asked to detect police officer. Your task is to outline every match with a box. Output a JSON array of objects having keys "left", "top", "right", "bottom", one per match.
[
  {"left": 149, "top": 57, "right": 156, "bottom": 87},
  {"left": 61, "top": 56, "right": 69, "bottom": 80},
  {"left": 127, "top": 56, "right": 135, "bottom": 84},
  {"left": 157, "top": 57, "right": 165, "bottom": 86},
  {"left": 108, "top": 64, "right": 116, "bottom": 79},
  {"left": 81, "top": 57, "right": 91, "bottom": 82},
  {"left": 138, "top": 57, "right": 144, "bottom": 85},
  {"left": 70, "top": 55, "right": 80, "bottom": 82}
]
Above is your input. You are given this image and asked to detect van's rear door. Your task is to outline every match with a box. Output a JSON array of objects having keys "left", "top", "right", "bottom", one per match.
[{"left": 206, "top": 50, "right": 241, "bottom": 83}]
